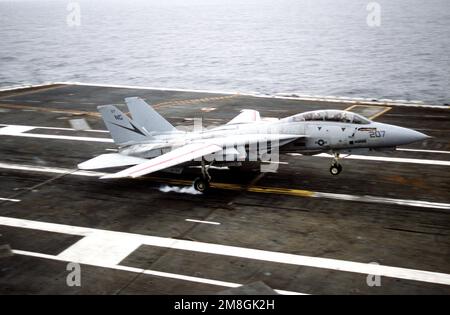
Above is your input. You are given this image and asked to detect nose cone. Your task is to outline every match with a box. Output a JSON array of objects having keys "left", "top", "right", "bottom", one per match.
[
  {"left": 371, "top": 123, "right": 431, "bottom": 147},
  {"left": 396, "top": 127, "right": 430, "bottom": 145}
]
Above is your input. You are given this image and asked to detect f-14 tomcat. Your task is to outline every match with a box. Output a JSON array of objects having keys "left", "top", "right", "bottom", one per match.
[{"left": 78, "top": 97, "right": 429, "bottom": 192}]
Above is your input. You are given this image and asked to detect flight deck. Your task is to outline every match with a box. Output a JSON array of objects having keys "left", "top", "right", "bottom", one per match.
[{"left": 0, "top": 83, "right": 449, "bottom": 294}]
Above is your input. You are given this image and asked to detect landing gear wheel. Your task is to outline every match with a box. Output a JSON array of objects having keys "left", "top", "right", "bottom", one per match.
[
  {"left": 193, "top": 177, "right": 210, "bottom": 192},
  {"left": 329, "top": 164, "right": 342, "bottom": 175}
]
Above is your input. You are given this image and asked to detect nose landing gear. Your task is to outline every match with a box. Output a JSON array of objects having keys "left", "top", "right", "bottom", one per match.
[
  {"left": 193, "top": 159, "right": 212, "bottom": 192},
  {"left": 329, "top": 153, "right": 342, "bottom": 175}
]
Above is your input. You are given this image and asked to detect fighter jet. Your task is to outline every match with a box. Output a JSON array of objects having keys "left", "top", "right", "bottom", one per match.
[{"left": 78, "top": 97, "right": 429, "bottom": 192}]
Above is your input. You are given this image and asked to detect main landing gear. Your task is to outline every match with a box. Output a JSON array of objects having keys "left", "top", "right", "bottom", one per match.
[
  {"left": 193, "top": 159, "right": 212, "bottom": 193},
  {"left": 329, "top": 152, "right": 343, "bottom": 175}
]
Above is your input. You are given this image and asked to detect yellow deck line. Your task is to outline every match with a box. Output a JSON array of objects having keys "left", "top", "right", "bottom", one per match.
[
  {"left": 246, "top": 186, "right": 315, "bottom": 197},
  {"left": 144, "top": 177, "right": 450, "bottom": 210},
  {"left": 153, "top": 94, "right": 239, "bottom": 109},
  {"left": 369, "top": 106, "right": 392, "bottom": 119},
  {"left": 344, "top": 104, "right": 392, "bottom": 120},
  {"left": 146, "top": 176, "right": 316, "bottom": 198},
  {"left": 0, "top": 94, "right": 240, "bottom": 117},
  {"left": 0, "top": 103, "right": 100, "bottom": 117},
  {"left": 0, "top": 84, "right": 68, "bottom": 100}
]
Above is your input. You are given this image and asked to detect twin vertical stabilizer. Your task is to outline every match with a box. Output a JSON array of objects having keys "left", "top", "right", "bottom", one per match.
[{"left": 98, "top": 97, "right": 177, "bottom": 145}]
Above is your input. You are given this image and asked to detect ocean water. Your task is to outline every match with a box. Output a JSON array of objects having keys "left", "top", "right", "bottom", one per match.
[{"left": 0, "top": 0, "right": 449, "bottom": 103}]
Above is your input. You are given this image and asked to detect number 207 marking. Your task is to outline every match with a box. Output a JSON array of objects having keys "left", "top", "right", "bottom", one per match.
[{"left": 369, "top": 130, "right": 385, "bottom": 138}]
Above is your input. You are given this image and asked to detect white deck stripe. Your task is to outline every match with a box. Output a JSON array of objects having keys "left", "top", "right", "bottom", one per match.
[
  {"left": 287, "top": 153, "right": 450, "bottom": 167},
  {"left": 0, "top": 124, "right": 111, "bottom": 142},
  {"left": 1, "top": 82, "right": 446, "bottom": 107},
  {"left": 314, "top": 192, "right": 450, "bottom": 210},
  {"left": 2, "top": 216, "right": 449, "bottom": 286},
  {"left": 55, "top": 81, "right": 449, "bottom": 108},
  {"left": 58, "top": 233, "right": 143, "bottom": 266},
  {"left": 186, "top": 219, "right": 221, "bottom": 225},
  {"left": 0, "top": 125, "right": 35, "bottom": 135},
  {"left": 0, "top": 124, "right": 108, "bottom": 133},
  {"left": 12, "top": 249, "right": 303, "bottom": 295},
  {"left": 397, "top": 148, "right": 450, "bottom": 154},
  {"left": 0, "top": 162, "right": 106, "bottom": 177},
  {"left": 0, "top": 162, "right": 449, "bottom": 210},
  {"left": 0, "top": 197, "right": 20, "bottom": 202},
  {"left": 0, "top": 131, "right": 113, "bottom": 143},
  {"left": 331, "top": 154, "right": 450, "bottom": 166},
  {"left": 0, "top": 82, "right": 55, "bottom": 92}
]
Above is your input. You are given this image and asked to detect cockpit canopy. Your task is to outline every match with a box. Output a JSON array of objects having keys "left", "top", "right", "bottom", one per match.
[{"left": 287, "top": 110, "right": 371, "bottom": 124}]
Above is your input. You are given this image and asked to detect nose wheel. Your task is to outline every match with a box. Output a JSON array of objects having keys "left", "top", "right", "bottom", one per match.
[
  {"left": 330, "top": 163, "right": 342, "bottom": 175},
  {"left": 329, "top": 153, "right": 343, "bottom": 175}
]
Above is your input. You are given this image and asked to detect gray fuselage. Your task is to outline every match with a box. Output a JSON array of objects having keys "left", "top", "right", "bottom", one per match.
[{"left": 119, "top": 110, "right": 428, "bottom": 162}]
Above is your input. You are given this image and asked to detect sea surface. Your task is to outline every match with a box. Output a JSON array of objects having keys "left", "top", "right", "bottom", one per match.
[{"left": 0, "top": 0, "right": 449, "bottom": 103}]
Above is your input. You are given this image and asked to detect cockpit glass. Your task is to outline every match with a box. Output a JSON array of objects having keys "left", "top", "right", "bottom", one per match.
[
  {"left": 352, "top": 114, "right": 370, "bottom": 124},
  {"left": 325, "top": 111, "right": 343, "bottom": 122},
  {"left": 290, "top": 110, "right": 370, "bottom": 124},
  {"left": 292, "top": 114, "right": 305, "bottom": 122}
]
